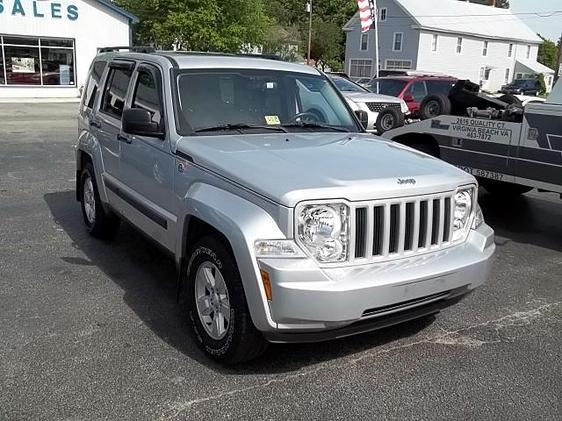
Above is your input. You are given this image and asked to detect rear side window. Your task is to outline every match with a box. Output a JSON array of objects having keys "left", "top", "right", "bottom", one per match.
[
  {"left": 407, "top": 81, "right": 427, "bottom": 102},
  {"left": 82, "top": 61, "right": 107, "bottom": 110},
  {"left": 426, "top": 80, "right": 456, "bottom": 96},
  {"left": 101, "top": 65, "right": 134, "bottom": 119},
  {"left": 132, "top": 66, "right": 163, "bottom": 125}
]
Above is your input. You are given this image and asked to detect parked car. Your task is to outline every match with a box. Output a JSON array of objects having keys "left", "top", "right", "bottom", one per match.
[
  {"left": 76, "top": 49, "right": 495, "bottom": 364},
  {"left": 500, "top": 78, "right": 540, "bottom": 96},
  {"left": 328, "top": 74, "right": 408, "bottom": 133},
  {"left": 354, "top": 77, "right": 372, "bottom": 87},
  {"left": 366, "top": 75, "right": 457, "bottom": 117}
]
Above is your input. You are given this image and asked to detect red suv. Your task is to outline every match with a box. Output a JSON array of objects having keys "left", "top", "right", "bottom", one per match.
[{"left": 366, "top": 75, "right": 457, "bottom": 117}]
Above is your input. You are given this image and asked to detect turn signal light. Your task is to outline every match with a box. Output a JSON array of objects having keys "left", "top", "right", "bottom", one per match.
[{"left": 260, "top": 270, "right": 273, "bottom": 301}]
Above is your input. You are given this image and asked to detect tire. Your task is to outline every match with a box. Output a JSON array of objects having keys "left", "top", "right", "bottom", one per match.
[
  {"left": 498, "top": 94, "right": 522, "bottom": 105},
  {"left": 419, "top": 94, "right": 452, "bottom": 120},
  {"left": 376, "top": 107, "right": 404, "bottom": 134},
  {"left": 80, "top": 162, "right": 120, "bottom": 239},
  {"left": 185, "top": 236, "right": 268, "bottom": 364},
  {"left": 479, "top": 179, "right": 533, "bottom": 197}
]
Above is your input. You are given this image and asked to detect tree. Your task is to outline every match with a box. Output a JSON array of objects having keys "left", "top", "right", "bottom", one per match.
[
  {"left": 115, "top": 0, "right": 271, "bottom": 52},
  {"left": 537, "top": 36, "right": 558, "bottom": 70}
]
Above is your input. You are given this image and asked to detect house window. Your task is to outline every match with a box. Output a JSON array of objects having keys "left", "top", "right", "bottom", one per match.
[
  {"left": 508, "top": 43, "right": 513, "bottom": 57},
  {"left": 479, "top": 67, "right": 491, "bottom": 81},
  {"left": 526, "top": 45, "right": 531, "bottom": 59},
  {"left": 431, "top": 34, "right": 438, "bottom": 52},
  {"left": 483, "top": 41, "right": 488, "bottom": 56},
  {"left": 393, "top": 33, "right": 403, "bottom": 52},
  {"left": 385, "top": 59, "right": 412, "bottom": 70},
  {"left": 379, "top": 8, "right": 387, "bottom": 22},
  {"left": 0, "top": 35, "right": 76, "bottom": 86},
  {"left": 349, "top": 59, "right": 373, "bottom": 78},
  {"left": 360, "top": 33, "right": 368, "bottom": 51},
  {"left": 456, "top": 37, "right": 463, "bottom": 54},
  {"left": 504, "top": 68, "right": 510, "bottom": 84}
]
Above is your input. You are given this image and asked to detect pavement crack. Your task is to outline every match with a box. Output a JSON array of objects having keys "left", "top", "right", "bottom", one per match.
[{"left": 163, "top": 301, "right": 561, "bottom": 418}]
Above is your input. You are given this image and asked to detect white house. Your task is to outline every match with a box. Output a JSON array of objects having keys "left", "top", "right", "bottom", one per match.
[
  {"left": 0, "top": 0, "right": 138, "bottom": 98},
  {"left": 344, "top": 0, "right": 555, "bottom": 92}
]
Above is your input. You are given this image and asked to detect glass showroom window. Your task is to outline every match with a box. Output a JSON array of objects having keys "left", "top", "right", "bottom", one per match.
[{"left": 0, "top": 35, "right": 76, "bottom": 86}]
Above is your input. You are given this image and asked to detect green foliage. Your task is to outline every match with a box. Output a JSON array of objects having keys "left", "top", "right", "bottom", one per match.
[
  {"left": 116, "top": 0, "right": 271, "bottom": 52},
  {"left": 537, "top": 36, "right": 558, "bottom": 71}
]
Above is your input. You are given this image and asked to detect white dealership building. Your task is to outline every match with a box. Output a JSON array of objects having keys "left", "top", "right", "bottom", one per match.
[{"left": 0, "top": 0, "right": 138, "bottom": 98}]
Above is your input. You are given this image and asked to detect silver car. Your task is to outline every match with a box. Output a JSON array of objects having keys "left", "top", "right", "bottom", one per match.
[{"left": 76, "top": 50, "right": 495, "bottom": 364}]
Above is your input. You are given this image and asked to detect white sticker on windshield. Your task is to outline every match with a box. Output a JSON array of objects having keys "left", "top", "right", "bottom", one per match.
[{"left": 265, "top": 115, "right": 281, "bottom": 125}]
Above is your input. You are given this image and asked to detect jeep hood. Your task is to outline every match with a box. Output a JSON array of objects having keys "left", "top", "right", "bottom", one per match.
[
  {"left": 176, "top": 133, "right": 474, "bottom": 207},
  {"left": 342, "top": 92, "right": 402, "bottom": 104}
]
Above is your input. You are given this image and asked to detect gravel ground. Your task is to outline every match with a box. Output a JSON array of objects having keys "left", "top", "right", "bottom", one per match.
[{"left": 0, "top": 103, "right": 560, "bottom": 420}]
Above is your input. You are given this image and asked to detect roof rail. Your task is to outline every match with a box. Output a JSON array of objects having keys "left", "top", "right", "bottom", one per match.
[
  {"left": 98, "top": 46, "right": 156, "bottom": 54},
  {"left": 157, "top": 50, "right": 284, "bottom": 61}
]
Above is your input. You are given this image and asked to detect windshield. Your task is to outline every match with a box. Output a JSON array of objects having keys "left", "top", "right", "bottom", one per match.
[
  {"left": 174, "top": 69, "right": 359, "bottom": 135},
  {"left": 329, "top": 75, "right": 367, "bottom": 93},
  {"left": 367, "top": 79, "right": 407, "bottom": 97}
]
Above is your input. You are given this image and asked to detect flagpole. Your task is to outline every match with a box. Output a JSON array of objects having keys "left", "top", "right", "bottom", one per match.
[
  {"left": 307, "top": 0, "right": 313, "bottom": 65},
  {"left": 373, "top": 0, "right": 379, "bottom": 78}
]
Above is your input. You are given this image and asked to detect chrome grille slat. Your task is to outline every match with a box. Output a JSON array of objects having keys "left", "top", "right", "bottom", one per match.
[{"left": 352, "top": 192, "right": 454, "bottom": 263}]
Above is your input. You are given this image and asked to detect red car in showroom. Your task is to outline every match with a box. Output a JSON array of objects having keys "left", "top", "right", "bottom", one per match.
[{"left": 366, "top": 75, "right": 457, "bottom": 117}]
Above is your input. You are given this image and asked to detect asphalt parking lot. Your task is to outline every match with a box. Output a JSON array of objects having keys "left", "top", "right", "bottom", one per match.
[{"left": 0, "top": 103, "right": 560, "bottom": 420}]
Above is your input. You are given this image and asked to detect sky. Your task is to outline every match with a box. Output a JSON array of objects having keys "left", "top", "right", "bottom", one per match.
[{"left": 510, "top": 0, "right": 561, "bottom": 42}]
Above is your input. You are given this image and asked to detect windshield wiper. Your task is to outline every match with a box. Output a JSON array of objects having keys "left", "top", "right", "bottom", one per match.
[
  {"left": 281, "top": 121, "right": 350, "bottom": 132},
  {"left": 194, "top": 123, "right": 287, "bottom": 134}
]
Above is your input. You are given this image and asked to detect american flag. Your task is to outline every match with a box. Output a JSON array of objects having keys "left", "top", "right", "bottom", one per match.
[{"left": 356, "top": 0, "right": 376, "bottom": 33}]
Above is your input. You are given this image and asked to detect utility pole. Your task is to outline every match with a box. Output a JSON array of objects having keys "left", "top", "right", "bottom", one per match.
[{"left": 307, "top": 0, "right": 313, "bottom": 65}]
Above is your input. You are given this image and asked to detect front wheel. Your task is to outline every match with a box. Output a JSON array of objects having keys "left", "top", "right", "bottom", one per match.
[
  {"left": 186, "top": 236, "right": 268, "bottom": 364},
  {"left": 376, "top": 107, "right": 404, "bottom": 134}
]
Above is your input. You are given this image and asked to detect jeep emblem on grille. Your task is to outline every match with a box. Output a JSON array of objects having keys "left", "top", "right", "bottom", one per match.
[{"left": 397, "top": 178, "right": 416, "bottom": 185}]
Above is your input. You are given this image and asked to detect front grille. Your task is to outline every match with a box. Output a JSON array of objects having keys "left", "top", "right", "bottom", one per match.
[
  {"left": 365, "top": 102, "right": 402, "bottom": 113},
  {"left": 352, "top": 192, "right": 455, "bottom": 262}
]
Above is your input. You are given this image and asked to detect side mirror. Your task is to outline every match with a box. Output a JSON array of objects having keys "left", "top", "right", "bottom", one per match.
[
  {"left": 122, "top": 108, "right": 164, "bottom": 138},
  {"left": 354, "top": 110, "right": 369, "bottom": 129},
  {"left": 403, "top": 94, "right": 414, "bottom": 102}
]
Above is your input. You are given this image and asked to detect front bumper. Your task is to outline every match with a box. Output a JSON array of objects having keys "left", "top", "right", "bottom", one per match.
[{"left": 257, "top": 223, "right": 495, "bottom": 342}]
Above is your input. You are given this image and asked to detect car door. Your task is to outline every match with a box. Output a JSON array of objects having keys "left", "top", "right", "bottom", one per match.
[
  {"left": 118, "top": 63, "right": 176, "bottom": 252},
  {"left": 96, "top": 60, "right": 135, "bottom": 187},
  {"left": 514, "top": 101, "right": 562, "bottom": 190}
]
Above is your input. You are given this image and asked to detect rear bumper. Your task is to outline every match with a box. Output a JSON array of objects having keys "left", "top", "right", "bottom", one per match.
[{"left": 257, "top": 223, "right": 495, "bottom": 342}]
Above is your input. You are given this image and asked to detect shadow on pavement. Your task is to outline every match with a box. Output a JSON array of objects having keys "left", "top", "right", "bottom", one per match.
[
  {"left": 45, "top": 190, "right": 435, "bottom": 374},
  {"left": 478, "top": 190, "right": 562, "bottom": 252}
]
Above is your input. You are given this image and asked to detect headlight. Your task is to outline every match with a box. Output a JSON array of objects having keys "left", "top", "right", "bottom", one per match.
[
  {"left": 472, "top": 203, "right": 484, "bottom": 229},
  {"left": 452, "top": 187, "right": 475, "bottom": 241},
  {"left": 296, "top": 203, "right": 350, "bottom": 263},
  {"left": 254, "top": 240, "right": 305, "bottom": 258}
]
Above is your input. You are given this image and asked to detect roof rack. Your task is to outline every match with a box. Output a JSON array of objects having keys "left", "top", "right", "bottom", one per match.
[
  {"left": 98, "top": 46, "right": 156, "bottom": 54},
  {"left": 160, "top": 50, "right": 284, "bottom": 61}
]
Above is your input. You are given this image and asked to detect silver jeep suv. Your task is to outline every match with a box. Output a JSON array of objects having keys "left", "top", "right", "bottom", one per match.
[{"left": 76, "top": 49, "right": 495, "bottom": 363}]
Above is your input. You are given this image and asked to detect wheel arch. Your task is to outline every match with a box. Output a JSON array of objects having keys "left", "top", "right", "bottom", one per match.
[{"left": 177, "top": 183, "right": 286, "bottom": 331}]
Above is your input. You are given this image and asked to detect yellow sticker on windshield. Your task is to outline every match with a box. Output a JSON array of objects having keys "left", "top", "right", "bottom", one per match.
[{"left": 265, "top": 115, "right": 281, "bottom": 125}]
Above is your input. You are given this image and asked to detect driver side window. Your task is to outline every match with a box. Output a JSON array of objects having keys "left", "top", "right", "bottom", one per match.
[{"left": 131, "top": 65, "right": 163, "bottom": 126}]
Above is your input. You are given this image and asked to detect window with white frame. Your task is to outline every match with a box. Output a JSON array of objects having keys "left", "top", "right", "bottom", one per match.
[
  {"left": 508, "top": 43, "right": 513, "bottom": 57},
  {"left": 349, "top": 59, "right": 373, "bottom": 78},
  {"left": 385, "top": 59, "right": 412, "bottom": 70},
  {"left": 393, "top": 33, "right": 403, "bottom": 51},
  {"left": 431, "top": 34, "right": 438, "bottom": 52},
  {"left": 456, "top": 37, "right": 463, "bottom": 54},
  {"left": 504, "top": 68, "right": 510, "bottom": 84},
  {"left": 379, "top": 8, "right": 387, "bottom": 22},
  {"left": 483, "top": 41, "right": 488, "bottom": 56},
  {"left": 526, "top": 45, "right": 531, "bottom": 59},
  {"left": 0, "top": 35, "right": 76, "bottom": 86},
  {"left": 360, "top": 33, "right": 368, "bottom": 51},
  {"left": 479, "top": 67, "right": 490, "bottom": 81}
]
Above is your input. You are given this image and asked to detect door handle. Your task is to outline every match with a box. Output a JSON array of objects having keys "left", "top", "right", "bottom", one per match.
[
  {"left": 117, "top": 133, "right": 133, "bottom": 144},
  {"left": 89, "top": 120, "right": 102, "bottom": 129}
]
